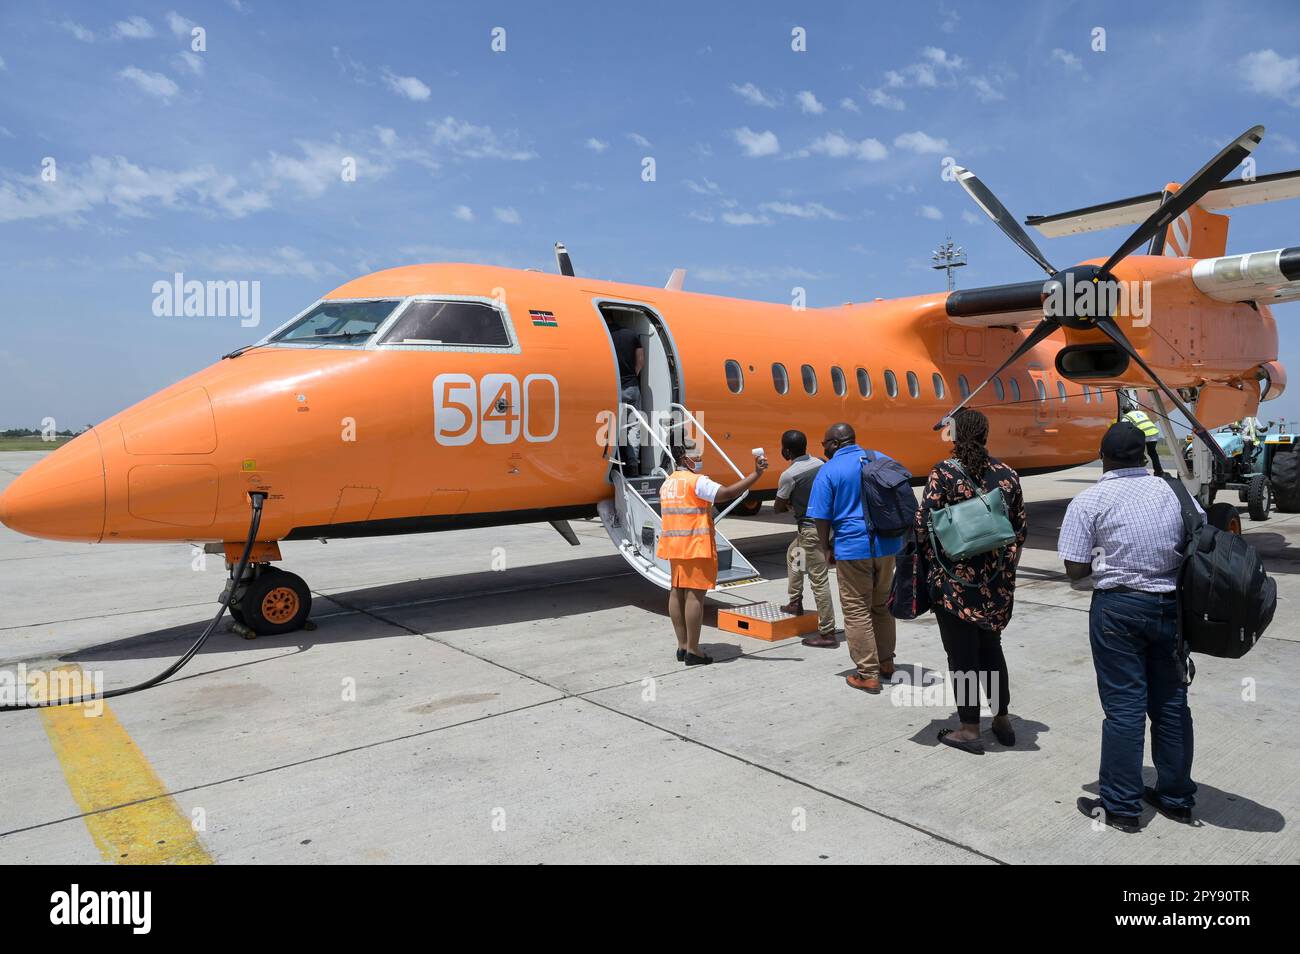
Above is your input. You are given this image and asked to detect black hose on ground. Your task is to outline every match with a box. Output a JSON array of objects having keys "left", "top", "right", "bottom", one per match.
[{"left": 1, "top": 492, "right": 267, "bottom": 712}]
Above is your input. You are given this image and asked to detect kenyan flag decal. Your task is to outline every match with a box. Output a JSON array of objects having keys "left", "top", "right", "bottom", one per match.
[{"left": 529, "top": 309, "right": 558, "bottom": 327}]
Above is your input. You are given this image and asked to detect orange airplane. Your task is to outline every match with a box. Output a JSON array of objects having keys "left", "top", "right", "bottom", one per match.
[{"left": 3, "top": 124, "right": 1299, "bottom": 637}]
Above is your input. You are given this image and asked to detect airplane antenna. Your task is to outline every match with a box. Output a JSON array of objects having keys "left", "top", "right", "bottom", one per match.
[{"left": 931, "top": 235, "right": 967, "bottom": 292}]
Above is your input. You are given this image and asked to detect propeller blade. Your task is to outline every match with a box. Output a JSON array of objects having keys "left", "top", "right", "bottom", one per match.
[
  {"left": 1099, "top": 125, "right": 1265, "bottom": 276},
  {"left": 953, "top": 166, "right": 1056, "bottom": 276},
  {"left": 1090, "top": 316, "right": 1230, "bottom": 464},
  {"left": 933, "top": 317, "right": 1060, "bottom": 429}
]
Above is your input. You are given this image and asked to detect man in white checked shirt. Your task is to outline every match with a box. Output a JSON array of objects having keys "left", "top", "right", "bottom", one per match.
[{"left": 1058, "top": 422, "right": 1203, "bottom": 834}]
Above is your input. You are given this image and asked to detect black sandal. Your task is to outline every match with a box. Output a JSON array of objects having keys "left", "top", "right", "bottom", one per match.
[
  {"left": 684, "top": 652, "right": 713, "bottom": 666},
  {"left": 991, "top": 720, "right": 1016, "bottom": 747},
  {"left": 676, "top": 649, "right": 686, "bottom": 662},
  {"left": 938, "top": 728, "right": 984, "bottom": 754}
]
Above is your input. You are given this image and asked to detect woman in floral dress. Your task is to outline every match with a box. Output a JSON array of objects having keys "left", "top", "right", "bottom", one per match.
[{"left": 916, "top": 408, "right": 1027, "bottom": 754}]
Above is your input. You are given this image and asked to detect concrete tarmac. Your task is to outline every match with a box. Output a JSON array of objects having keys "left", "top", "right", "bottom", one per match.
[{"left": 1, "top": 451, "right": 1296, "bottom": 864}]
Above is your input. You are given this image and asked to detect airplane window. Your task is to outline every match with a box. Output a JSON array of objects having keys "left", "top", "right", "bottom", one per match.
[
  {"left": 831, "top": 365, "right": 846, "bottom": 396},
  {"left": 381, "top": 300, "right": 510, "bottom": 347},
  {"left": 1009, "top": 377, "right": 1021, "bottom": 402},
  {"left": 272, "top": 299, "right": 400, "bottom": 344},
  {"left": 932, "top": 373, "right": 945, "bottom": 399},
  {"left": 1082, "top": 386, "right": 1091, "bottom": 404},
  {"left": 906, "top": 371, "right": 920, "bottom": 399},
  {"left": 1035, "top": 379, "right": 1047, "bottom": 403},
  {"left": 856, "top": 367, "right": 872, "bottom": 398},
  {"left": 993, "top": 377, "right": 1005, "bottom": 401},
  {"left": 958, "top": 375, "right": 970, "bottom": 399},
  {"left": 884, "top": 370, "right": 898, "bottom": 398},
  {"left": 801, "top": 364, "right": 818, "bottom": 395},
  {"left": 725, "top": 360, "right": 744, "bottom": 394},
  {"left": 772, "top": 363, "right": 789, "bottom": 395},
  {"left": 1057, "top": 381, "right": 1068, "bottom": 405}
]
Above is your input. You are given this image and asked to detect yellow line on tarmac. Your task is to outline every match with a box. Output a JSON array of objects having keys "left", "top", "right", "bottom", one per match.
[{"left": 32, "top": 664, "right": 212, "bottom": 865}]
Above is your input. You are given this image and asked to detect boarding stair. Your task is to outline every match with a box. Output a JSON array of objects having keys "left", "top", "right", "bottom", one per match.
[{"left": 596, "top": 403, "right": 762, "bottom": 590}]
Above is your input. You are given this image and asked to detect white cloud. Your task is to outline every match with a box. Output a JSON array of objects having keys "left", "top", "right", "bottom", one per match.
[
  {"left": 684, "top": 178, "right": 721, "bottom": 195},
  {"left": 867, "top": 87, "right": 905, "bottom": 111},
  {"left": 1240, "top": 49, "right": 1300, "bottom": 106},
  {"left": 375, "top": 126, "right": 398, "bottom": 148},
  {"left": 733, "top": 127, "right": 779, "bottom": 157},
  {"left": 0, "top": 55, "right": 6, "bottom": 71},
  {"left": 721, "top": 211, "right": 771, "bottom": 226},
  {"left": 585, "top": 137, "right": 609, "bottom": 153},
  {"left": 134, "top": 245, "right": 332, "bottom": 280},
  {"left": 381, "top": 68, "right": 431, "bottom": 101},
  {"left": 264, "top": 140, "right": 390, "bottom": 199},
  {"left": 119, "top": 67, "right": 180, "bottom": 101},
  {"left": 806, "top": 132, "right": 887, "bottom": 161},
  {"left": 174, "top": 51, "right": 204, "bottom": 76},
  {"left": 759, "top": 201, "right": 845, "bottom": 220},
  {"left": 627, "top": 132, "right": 652, "bottom": 148},
  {"left": 430, "top": 117, "right": 537, "bottom": 160},
  {"left": 493, "top": 207, "right": 521, "bottom": 224},
  {"left": 112, "top": 16, "right": 156, "bottom": 40},
  {"left": 694, "top": 264, "right": 827, "bottom": 286},
  {"left": 452, "top": 204, "right": 474, "bottom": 222},
  {"left": 0, "top": 126, "right": 13, "bottom": 139},
  {"left": 166, "top": 12, "right": 197, "bottom": 36},
  {"left": 839, "top": 97, "right": 860, "bottom": 113},
  {"left": 0, "top": 155, "right": 268, "bottom": 223},
  {"left": 961, "top": 209, "right": 981, "bottom": 225},
  {"left": 894, "top": 130, "right": 949, "bottom": 154},
  {"left": 60, "top": 20, "right": 95, "bottom": 42},
  {"left": 1051, "top": 48, "right": 1082, "bottom": 72},
  {"left": 920, "top": 205, "right": 944, "bottom": 220},
  {"left": 939, "top": 5, "right": 960, "bottom": 34},
  {"left": 796, "top": 90, "right": 825, "bottom": 114},
  {"left": 731, "top": 81, "right": 780, "bottom": 108}
]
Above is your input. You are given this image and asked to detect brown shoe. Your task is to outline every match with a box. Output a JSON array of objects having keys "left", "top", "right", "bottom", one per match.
[
  {"left": 801, "top": 633, "right": 838, "bottom": 648},
  {"left": 779, "top": 599, "right": 804, "bottom": 616},
  {"left": 846, "top": 673, "right": 882, "bottom": 694}
]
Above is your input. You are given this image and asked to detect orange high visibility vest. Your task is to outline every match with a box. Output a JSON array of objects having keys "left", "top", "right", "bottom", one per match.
[{"left": 656, "top": 470, "right": 717, "bottom": 560}]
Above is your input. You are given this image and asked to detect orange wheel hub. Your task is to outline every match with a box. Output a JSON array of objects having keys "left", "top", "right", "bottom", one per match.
[{"left": 261, "top": 586, "right": 300, "bottom": 624}]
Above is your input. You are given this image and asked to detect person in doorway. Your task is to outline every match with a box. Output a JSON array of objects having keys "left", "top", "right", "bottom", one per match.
[
  {"left": 917, "top": 408, "right": 1027, "bottom": 755},
  {"left": 658, "top": 445, "right": 767, "bottom": 665},
  {"left": 773, "top": 429, "right": 837, "bottom": 645},
  {"left": 806, "top": 422, "right": 904, "bottom": 693},
  {"left": 610, "top": 324, "right": 645, "bottom": 476}
]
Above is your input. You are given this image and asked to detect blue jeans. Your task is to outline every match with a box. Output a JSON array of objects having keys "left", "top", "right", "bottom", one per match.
[{"left": 1089, "top": 589, "right": 1196, "bottom": 817}]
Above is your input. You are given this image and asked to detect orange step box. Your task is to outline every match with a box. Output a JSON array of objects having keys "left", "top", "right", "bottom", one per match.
[{"left": 717, "top": 602, "right": 820, "bottom": 641}]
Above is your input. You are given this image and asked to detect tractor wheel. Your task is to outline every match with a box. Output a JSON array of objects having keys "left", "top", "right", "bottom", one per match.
[
  {"left": 1246, "top": 474, "right": 1271, "bottom": 522},
  {"left": 1207, "top": 502, "right": 1242, "bottom": 535},
  {"left": 237, "top": 568, "right": 312, "bottom": 636},
  {"left": 1272, "top": 449, "right": 1300, "bottom": 513}
]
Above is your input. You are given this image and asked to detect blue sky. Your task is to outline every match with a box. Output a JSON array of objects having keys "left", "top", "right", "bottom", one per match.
[{"left": 2, "top": 0, "right": 1299, "bottom": 428}]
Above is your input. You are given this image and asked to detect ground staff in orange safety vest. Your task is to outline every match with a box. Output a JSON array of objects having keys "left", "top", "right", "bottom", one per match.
[{"left": 657, "top": 444, "right": 767, "bottom": 666}]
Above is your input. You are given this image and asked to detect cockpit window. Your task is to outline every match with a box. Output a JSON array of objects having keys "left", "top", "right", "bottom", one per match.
[
  {"left": 379, "top": 300, "right": 511, "bottom": 347},
  {"left": 271, "top": 300, "right": 399, "bottom": 345}
]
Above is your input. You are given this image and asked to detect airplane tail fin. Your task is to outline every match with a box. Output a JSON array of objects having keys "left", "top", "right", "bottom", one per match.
[{"left": 1024, "top": 168, "right": 1300, "bottom": 259}]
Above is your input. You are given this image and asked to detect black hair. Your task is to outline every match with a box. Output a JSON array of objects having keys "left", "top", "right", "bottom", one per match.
[
  {"left": 781, "top": 429, "right": 807, "bottom": 456},
  {"left": 951, "top": 408, "right": 990, "bottom": 478}
]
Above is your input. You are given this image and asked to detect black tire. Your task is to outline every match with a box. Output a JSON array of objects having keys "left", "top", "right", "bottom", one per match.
[
  {"left": 1272, "top": 449, "right": 1300, "bottom": 513},
  {"left": 237, "top": 568, "right": 312, "bottom": 635},
  {"left": 1246, "top": 474, "right": 1271, "bottom": 522},
  {"left": 731, "top": 497, "right": 763, "bottom": 517},
  {"left": 1207, "top": 502, "right": 1242, "bottom": 535}
]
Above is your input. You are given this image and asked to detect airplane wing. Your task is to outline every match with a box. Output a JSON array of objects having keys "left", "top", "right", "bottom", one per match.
[
  {"left": 1025, "top": 169, "right": 1300, "bottom": 238},
  {"left": 1192, "top": 246, "right": 1300, "bottom": 305}
]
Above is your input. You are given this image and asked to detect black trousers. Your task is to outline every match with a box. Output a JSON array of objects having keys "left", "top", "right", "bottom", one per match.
[{"left": 935, "top": 606, "right": 1010, "bottom": 724}]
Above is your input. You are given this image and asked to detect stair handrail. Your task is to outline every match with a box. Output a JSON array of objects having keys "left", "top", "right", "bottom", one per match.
[{"left": 668, "top": 403, "right": 751, "bottom": 521}]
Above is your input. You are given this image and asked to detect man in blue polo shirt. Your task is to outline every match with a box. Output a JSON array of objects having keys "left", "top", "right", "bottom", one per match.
[{"left": 807, "top": 422, "right": 904, "bottom": 694}]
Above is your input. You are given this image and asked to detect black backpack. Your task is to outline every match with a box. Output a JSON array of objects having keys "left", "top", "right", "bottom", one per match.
[
  {"left": 859, "top": 451, "right": 918, "bottom": 537},
  {"left": 1164, "top": 476, "right": 1276, "bottom": 661}
]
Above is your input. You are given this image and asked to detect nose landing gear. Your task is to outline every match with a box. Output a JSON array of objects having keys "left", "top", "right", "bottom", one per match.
[{"left": 222, "top": 564, "right": 313, "bottom": 638}]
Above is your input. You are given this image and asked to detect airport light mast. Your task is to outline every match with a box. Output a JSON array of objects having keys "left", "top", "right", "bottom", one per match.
[{"left": 931, "top": 235, "right": 967, "bottom": 292}]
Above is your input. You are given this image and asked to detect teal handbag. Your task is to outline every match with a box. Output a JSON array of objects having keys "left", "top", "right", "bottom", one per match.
[{"left": 927, "top": 460, "right": 1017, "bottom": 585}]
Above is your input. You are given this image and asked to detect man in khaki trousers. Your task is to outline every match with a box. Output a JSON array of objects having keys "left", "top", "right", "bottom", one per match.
[
  {"left": 774, "top": 430, "right": 836, "bottom": 644},
  {"left": 806, "top": 423, "right": 903, "bottom": 694}
]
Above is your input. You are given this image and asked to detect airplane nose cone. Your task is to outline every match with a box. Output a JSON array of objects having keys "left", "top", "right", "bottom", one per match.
[{"left": 0, "top": 429, "right": 106, "bottom": 542}]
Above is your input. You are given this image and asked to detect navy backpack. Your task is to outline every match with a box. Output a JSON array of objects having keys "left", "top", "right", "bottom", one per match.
[{"left": 859, "top": 451, "right": 918, "bottom": 538}]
